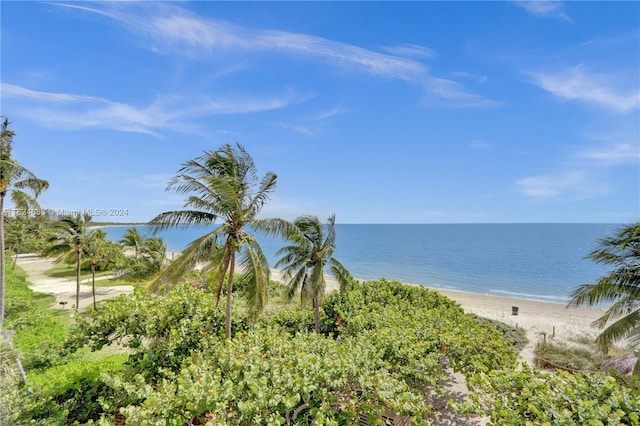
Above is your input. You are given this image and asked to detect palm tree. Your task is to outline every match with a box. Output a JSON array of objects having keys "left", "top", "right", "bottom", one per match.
[
  {"left": 569, "top": 222, "right": 640, "bottom": 375},
  {"left": 0, "top": 117, "right": 49, "bottom": 330},
  {"left": 125, "top": 237, "right": 166, "bottom": 281},
  {"left": 43, "top": 213, "right": 94, "bottom": 312},
  {"left": 256, "top": 214, "right": 353, "bottom": 333},
  {"left": 150, "top": 143, "right": 277, "bottom": 338},
  {"left": 119, "top": 227, "right": 145, "bottom": 258},
  {"left": 83, "top": 230, "right": 108, "bottom": 311}
]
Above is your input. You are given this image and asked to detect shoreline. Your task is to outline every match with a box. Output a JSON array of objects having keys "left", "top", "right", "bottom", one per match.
[{"left": 17, "top": 254, "right": 609, "bottom": 366}]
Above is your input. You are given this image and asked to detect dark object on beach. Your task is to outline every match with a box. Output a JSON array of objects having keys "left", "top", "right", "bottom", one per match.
[
  {"left": 59, "top": 301, "right": 68, "bottom": 309},
  {"left": 603, "top": 353, "right": 638, "bottom": 378},
  {"left": 512, "top": 306, "right": 519, "bottom": 315}
]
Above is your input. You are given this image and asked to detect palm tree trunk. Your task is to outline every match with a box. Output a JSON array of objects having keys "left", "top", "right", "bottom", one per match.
[
  {"left": 313, "top": 296, "right": 320, "bottom": 334},
  {"left": 0, "top": 194, "right": 5, "bottom": 330},
  {"left": 12, "top": 244, "right": 20, "bottom": 270},
  {"left": 91, "top": 262, "right": 97, "bottom": 311},
  {"left": 216, "top": 248, "right": 232, "bottom": 307},
  {"left": 75, "top": 249, "right": 81, "bottom": 312},
  {"left": 225, "top": 250, "right": 236, "bottom": 339}
]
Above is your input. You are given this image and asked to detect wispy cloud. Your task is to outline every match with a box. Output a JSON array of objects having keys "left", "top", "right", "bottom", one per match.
[
  {"left": 125, "top": 173, "right": 173, "bottom": 189},
  {"left": 529, "top": 65, "right": 640, "bottom": 113},
  {"left": 2, "top": 83, "right": 306, "bottom": 135},
  {"left": 55, "top": 2, "right": 496, "bottom": 108},
  {"left": 381, "top": 43, "right": 436, "bottom": 59},
  {"left": 516, "top": 171, "right": 609, "bottom": 199},
  {"left": 578, "top": 143, "right": 640, "bottom": 167},
  {"left": 513, "top": 1, "right": 572, "bottom": 22},
  {"left": 271, "top": 122, "right": 313, "bottom": 137},
  {"left": 468, "top": 140, "right": 494, "bottom": 150}
]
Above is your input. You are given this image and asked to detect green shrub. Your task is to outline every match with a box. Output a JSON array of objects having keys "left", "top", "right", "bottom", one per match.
[
  {"left": 6, "top": 354, "right": 127, "bottom": 425},
  {"left": 66, "top": 284, "right": 248, "bottom": 379},
  {"left": 469, "top": 314, "right": 529, "bottom": 351},
  {"left": 465, "top": 363, "right": 640, "bottom": 425},
  {"left": 116, "top": 327, "right": 431, "bottom": 425}
]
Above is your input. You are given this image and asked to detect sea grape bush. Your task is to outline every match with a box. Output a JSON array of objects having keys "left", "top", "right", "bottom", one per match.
[
  {"left": 12, "top": 277, "right": 639, "bottom": 425},
  {"left": 66, "top": 284, "right": 248, "bottom": 378},
  {"left": 113, "top": 327, "right": 431, "bottom": 425},
  {"left": 323, "top": 279, "right": 519, "bottom": 376},
  {"left": 5, "top": 355, "right": 127, "bottom": 425},
  {"left": 464, "top": 363, "right": 640, "bottom": 425}
]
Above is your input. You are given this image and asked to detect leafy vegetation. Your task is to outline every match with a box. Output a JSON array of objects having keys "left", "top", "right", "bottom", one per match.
[
  {"left": 465, "top": 363, "right": 640, "bottom": 425},
  {"left": 468, "top": 313, "right": 529, "bottom": 352},
  {"left": 0, "top": 116, "right": 49, "bottom": 330}
]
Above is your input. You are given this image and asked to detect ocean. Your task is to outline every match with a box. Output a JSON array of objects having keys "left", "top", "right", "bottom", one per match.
[{"left": 102, "top": 223, "right": 621, "bottom": 304}]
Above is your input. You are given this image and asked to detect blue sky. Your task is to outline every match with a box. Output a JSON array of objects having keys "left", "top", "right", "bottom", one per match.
[{"left": 1, "top": 1, "right": 638, "bottom": 224}]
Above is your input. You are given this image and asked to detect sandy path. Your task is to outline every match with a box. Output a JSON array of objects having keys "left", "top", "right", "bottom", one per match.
[{"left": 15, "top": 253, "right": 133, "bottom": 311}]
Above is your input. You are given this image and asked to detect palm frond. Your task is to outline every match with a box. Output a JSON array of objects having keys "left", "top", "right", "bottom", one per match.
[
  {"left": 149, "top": 229, "right": 223, "bottom": 292},
  {"left": 595, "top": 309, "right": 640, "bottom": 350},
  {"left": 330, "top": 257, "right": 354, "bottom": 291},
  {"left": 149, "top": 210, "right": 217, "bottom": 230},
  {"left": 239, "top": 238, "right": 270, "bottom": 320}
]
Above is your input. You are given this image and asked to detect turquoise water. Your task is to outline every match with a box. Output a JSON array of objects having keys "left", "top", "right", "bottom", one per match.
[{"left": 102, "top": 223, "right": 620, "bottom": 304}]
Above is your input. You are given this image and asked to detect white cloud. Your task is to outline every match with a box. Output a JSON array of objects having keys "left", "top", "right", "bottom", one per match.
[
  {"left": 579, "top": 143, "right": 640, "bottom": 167},
  {"left": 57, "top": 2, "right": 496, "bottom": 108},
  {"left": 125, "top": 173, "right": 173, "bottom": 189},
  {"left": 513, "top": 1, "right": 572, "bottom": 22},
  {"left": 529, "top": 66, "right": 640, "bottom": 113},
  {"left": 381, "top": 43, "right": 436, "bottom": 59},
  {"left": 468, "top": 140, "right": 494, "bottom": 150},
  {"left": 2, "top": 83, "right": 306, "bottom": 135},
  {"left": 271, "top": 122, "right": 313, "bottom": 137},
  {"left": 516, "top": 171, "right": 609, "bottom": 199}
]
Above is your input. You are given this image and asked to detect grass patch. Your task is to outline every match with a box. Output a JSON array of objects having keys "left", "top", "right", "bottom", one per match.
[
  {"left": 44, "top": 263, "right": 113, "bottom": 280},
  {"left": 534, "top": 342, "right": 604, "bottom": 372}
]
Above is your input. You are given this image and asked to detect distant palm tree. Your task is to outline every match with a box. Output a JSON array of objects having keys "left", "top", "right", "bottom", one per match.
[
  {"left": 150, "top": 143, "right": 277, "bottom": 338},
  {"left": 125, "top": 237, "right": 166, "bottom": 281},
  {"left": 43, "top": 214, "right": 94, "bottom": 312},
  {"left": 83, "top": 230, "right": 108, "bottom": 311},
  {"left": 569, "top": 222, "right": 640, "bottom": 375},
  {"left": 0, "top": 117, "right": 49, "bottom": 329},
  {"left": 256, "top": 214, "right": 353, "bottom": 333},
  {"left": 119, "top": 227, "right": 145, "bottom": 258}
]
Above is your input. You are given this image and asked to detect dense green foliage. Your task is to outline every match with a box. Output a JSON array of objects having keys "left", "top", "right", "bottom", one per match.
[
  {"left": 7, "top": 354, "right": 128, "bottom": 425},
  {"left": 3, "top": 265, "right": 67, "bottom": 371},
  {"left": 5, "top": 217, "right": 55, "bottom": 255},
  {"left": 53, "top": 279, "right": 517, "bottom": 424},
  {"left": 66, "top": 284, "right": 248, "bottom": 380},
  {"left": 465, "top": 363, "right": 640, "bottom": 425},
  {"left": 0, "top": 116, "right": 50, "bottom": 331},
  {"left": 5, "top": 268, "right": 639, "bottom": 425}
]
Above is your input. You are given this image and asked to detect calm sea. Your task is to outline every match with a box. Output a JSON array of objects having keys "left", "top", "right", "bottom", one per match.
[{"left": 102, "top": 223, "right": 621, "bottom": 304}]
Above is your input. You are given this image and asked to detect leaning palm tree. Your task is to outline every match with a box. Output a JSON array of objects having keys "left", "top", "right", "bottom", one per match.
[
  {"left": 256, "top": 214, "right": 353, "bottom": 333},
  {"left": 569, "top": 221, "right": 640, "bottom": 375},
  {"left": 150, "top": 143, "right": 277, "bottom": 339},
  {"left": 0, "top": 117, "right": 49, "bottom": 330},
  {"left": 124, "top": 237, "right": 166, "bottom": 281},
  {"left": 119, "top": 227, "right": 145, "bottom": 258},
  {"left": 43, "top": 213, "right": 94, "bottom": 312}
]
